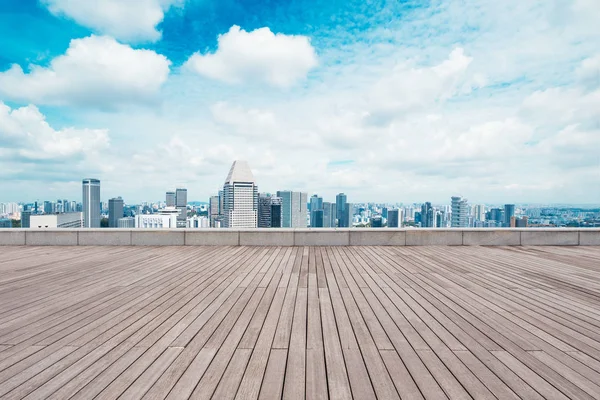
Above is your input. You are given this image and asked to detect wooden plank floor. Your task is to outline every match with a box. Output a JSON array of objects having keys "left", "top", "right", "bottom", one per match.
[{"left": 0, "top": 245, "right": 599, "bottom": 399}]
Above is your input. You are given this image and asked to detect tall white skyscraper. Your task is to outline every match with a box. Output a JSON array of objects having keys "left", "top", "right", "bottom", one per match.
[
  {"left": 222, "top": 161, "right": 258, "bottom": 228},
  {"left": 82, "top": 178, "right": 101, "bottom": 228},
  {"left": 451, "top": 196, "right": 468, "bottom": 228}
]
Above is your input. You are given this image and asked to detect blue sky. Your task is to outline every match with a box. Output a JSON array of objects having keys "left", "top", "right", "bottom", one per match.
[{"left": 0, "top": 0, "right": 599, "bottom": 204}]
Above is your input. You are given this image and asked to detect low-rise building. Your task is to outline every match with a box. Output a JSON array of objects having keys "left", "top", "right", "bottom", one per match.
[{"left": 30, "top": 212, "right": 83, "bottom": 228}]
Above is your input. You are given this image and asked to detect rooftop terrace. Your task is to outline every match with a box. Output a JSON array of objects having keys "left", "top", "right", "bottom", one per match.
[{"left": 1, "top": 244, "right": 599, "bottom": 399}]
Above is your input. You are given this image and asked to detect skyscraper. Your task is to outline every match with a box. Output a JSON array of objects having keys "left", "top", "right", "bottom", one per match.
[
  {"left": 175, "top": 188, "right": 187, "bottom": 228},
  {"left": 258, "top": 194, "right": 283, "bottom": 228},
  {"left": 82, "top": 178, "right": 101, "bottom": 228},
  {"left": 108, "top": 197, "right": 124, "bottom": 228},
  {"left": 342, "top": 203, "right": 353, "bottom": 228},
  {"left": 166, "top": 192, "right": 175, "bottom": 207},
  {"left": 504, "top": 204, "right": 515, "bottom": 227},
  {"left": 451, "top": 196, "right": 468, "bottom": 228},
  {"left": 421, "top": 202, "right": 434, "bottom": 228},
  {"left": 322, "top": 202, "right": 336, "bottom": 228},
  {"left": 223, "top": 161, "right": 258, "bottom": 228},
  {"left": 310, "top": 195, "right": 323, "bottom": 227},
  {"left": 277, "top": 190, "right": 308, "bottom": 228},
  {"left": 371, "top": 215, "right": 383, "bottom": 227},
  {"left": 209, "top": 195, "right": 220, "bottom": 227},
  {"left": 336, "top": 193, "right": 347, "bottom": 226},
  {"left": 387, "top": 209, "right": 399, "bottom": 228},
  {"left": 21, "top": 210, "right": 31, "bottom": 228}
]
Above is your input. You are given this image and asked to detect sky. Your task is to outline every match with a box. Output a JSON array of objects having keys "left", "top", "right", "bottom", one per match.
[{"left": 0, "top": 0, "right": 599, "bottom": 204}]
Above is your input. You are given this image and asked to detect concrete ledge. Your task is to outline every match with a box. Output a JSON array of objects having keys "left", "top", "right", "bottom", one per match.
[
  {"left": 78, "top": 230, "right": 132, "bottom": 246},
  {"left": 294, "top": 229, "right": 349, "bottom": 246},
  {"left": 240, "top": 230, "right": 294, "bottom": 246},
  {"left": 0, "top": 230, "right": 26, "bottom": 245},
  {"left": 132, "top": 230, "right": 184, "bottom": 246},
  {"left": 521, "top": 230, "right": 579, "bottom": 246},
  {"left": 580, "top": 231, "right": 600, "bottom": 246},
  {"left": 26, "top": 230, "right": 78, "bottom": 246},
  {"left": 350, "top": 230, "right": 405, "bottom": 246},
  {"left": 186, "top": 230, "right": 240, "bottom": 246},
  {"left": 1, "top": 228, "right": 599, "bottom": 246},
  {"left": 406, "top": 230, "right": 463, "bottom": 246},
  {"left": 463, "top": 230, "right": 521, "bottom": 246}
]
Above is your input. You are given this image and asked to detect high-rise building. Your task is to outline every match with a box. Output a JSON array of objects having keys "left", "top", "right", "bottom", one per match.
[
  {"left": 310, "top": 195, "right": 323, "bottom": 227},
  {"left": 21, "top": 210, "right": 31, "bottom": 228},
  {"left": 82, "top": 178, "right": 101, "bottom": 228},
  {"left": 223, "top": 161, "right": 258, "bottom": 228},
  {"left": 371, "top": 215, "right": 383, "bottom": 227},
  {"left": 387, "top": 209, "right": 400, "bottom": 228},
  {"left": 277, "top": 190, "right": 308, "bottom": 228},
  {"left": 504, "top": 204, "right": 515, "bottom": 227},
  {"left": 108, "top": 197, "right": 124, "bottom": 228},
  {"left": 451, "top": 196, "right": 468, "bottom": 228},
  {"left": 175, "top": 188, "right": 187, "bottom": 228},
  {"left": 43, "top": 201, "right": 53, "bottom": 214},
  {"left": 421, "top": 202, "right": 434, "bottom": 228},
  {"left": 336, "top": 193, "right": 347, "bottom": 226},
  {"left": 322, "top": 202, "right": 336, "bottom": 228},
  {"left": 209, "top": 195, "right": 220, "bottom": 227},
  {"left": 166, "top": 192, "right": 176, "bottom": 207},
  {"left": 342, "top": 203, "right": 353, "bottom": 228},
  {"left": 258, "top": 194, "right": 283, "bottom": 228},
  {"left": 475, "top": 204, "right": 486, "bottom": 222}
]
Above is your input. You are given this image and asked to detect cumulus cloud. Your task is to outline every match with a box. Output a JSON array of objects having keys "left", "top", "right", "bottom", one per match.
[
  {"left": 185, "top": 26, "right": 318, "bottom": 87},
  {"left": 0, "top": 35, "right": 171, "bottom": 108},
  {"left": 0, "top": 102, "right": 109, "bottom": 164},
  {"left": 41, "top": 0, "right": 182, "bottom": 43}
]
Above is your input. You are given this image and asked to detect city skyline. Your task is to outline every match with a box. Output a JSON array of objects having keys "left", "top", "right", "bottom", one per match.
[{"left": 0, "top": 1, "right": 598, "bottom": 204}]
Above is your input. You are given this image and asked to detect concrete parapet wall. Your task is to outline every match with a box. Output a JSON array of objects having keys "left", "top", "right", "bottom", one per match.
[
  {"left": 521, "top": 230, "right": 579, "bottom": 246},
  {"left": 406, "top": 230, "right": 463, "bottom": 246},
  {"left": 1, "top": 228, "right": 599, "bottom": 246},
  {"left": 132, "top": 230, "right": 184, "bottom": 246}
]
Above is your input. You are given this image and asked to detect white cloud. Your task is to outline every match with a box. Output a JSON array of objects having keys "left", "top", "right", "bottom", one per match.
[
  {"left": 41, "top": 0, "right": 182, "bottom": 43},
  {"left": 210, "top": 102, "right": 277, "bottom": 136},
  {"left": 185, "top": 26, "right": 318, "bottom": 87},
  {"left": 0, "top": 102, "right": 109, "bottom": 163},
  {"left": 0, "top": 35, "right": 171, "bottom": 108}
]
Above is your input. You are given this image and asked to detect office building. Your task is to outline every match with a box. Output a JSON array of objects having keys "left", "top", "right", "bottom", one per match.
[
  {"left": 118, "top": 217, "right": 135, "bottom": 228},
  {"left": 30, "top": 212, "right": 83, "bottom": 228},
  {"left": 108, "top": 197, "right": 124, "bottom": 228},
  {"left": 323, "top": 202, "right": 336, "bottom": 228},
  {"left": 341, "top": 203, "right": 353, "bottom": 228},
  {"left": 310, "top": 195, "right": 323, "bottom": 227},
  {"left": 209, "top": 195, "right": 220, "bottom": 227},
  {"left": 421, "top": 202, "right": 436, "bottom": 228},
  {"left": 387, "top": 209, "right": 400, "bottom": 228},
  {"left": 504, "top": 204, "right": 515, "bottom": 227},
  {"left": 174, "top": 188, "right": 187, "bottom": 228},
  {"left": 136, "top": 207, "right": 179, "bottom": 228},
  {"left": 222, "top": 161, "right": 258, "bottom": 228},
  {"left": 277, "top": 190, "right": 308, "bottom": 228},
  {"left": 21, "top": 210, "right": 31, "bottom": 228},
  {"left": 258, "top": 194, "right": 283, "bottom": 228},
  {"left": 82, "top": 178, "right": 101, "bottom": 228},
  {"left": 0, "top": 219, "right": 11, "bottom": 228},
  {"left": 475, "top": 204, "right": 486, "bottom": 222},
  {"left": 371, "top": 215, "right": 383, "bottom": 227},
  {"left": 451, "top": 196, "right": 468, "bottom": 228},
  {"left": 166, "top": 192, "right": 176, "bottom": 207},
  {"left": 336, "top": 193, "right": 348, "bottom": 226}
]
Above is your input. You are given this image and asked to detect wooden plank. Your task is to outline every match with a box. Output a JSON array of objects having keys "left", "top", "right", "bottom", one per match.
[{"left": 258, "top": 349, "right": 287, "bottom": 400}]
